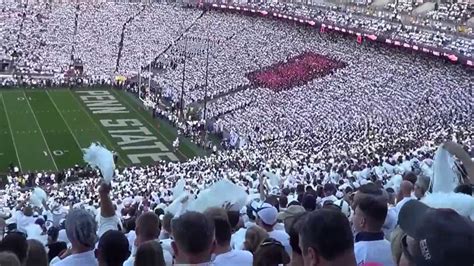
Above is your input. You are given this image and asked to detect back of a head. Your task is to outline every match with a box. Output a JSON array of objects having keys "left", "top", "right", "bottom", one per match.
[
  {"left": 253, "top": 238, "right": 290, "bottom": 266},
  {"left": 302, "top": 194, "right": 316, "bottom": 211},
  {"left": 47, "top": 226, "right": 60, "bottom": 242},
  {"left": 0, "top": 251, "right": 21, "bottom": 266},
  {"left": 25, "top": 239, "right": 47, "bottom": 266},
  {"left": 400, "top": 180, "right": 414, "bottom": 197},
  {"left": 0, "top": 233, "right": 28, "bottom": 264},
  {"left": 136, "top": 212, "right": 160, "bottom": 241},
  {"left": 203, "top": 207, "right": 228, "bottom": 222},
  {"left": 244, "top": 226, "right": 269, "bottom": 254},
  {"left": 134, "top": 240, "right": 165, "bottom": 266},
  {"left": 288, "top": 212, "right": 309, "bottom": 256},
  {"left": 227, "top": 211, "right": 240, "bottom": 230},
  {"left": 403, "top": 171, "right": 417, "bottom": 185},
  {"left": 212, "top": 217, "right": 232, "bottom": 247},
  {"left": 98, "top": 230, "right": 130, "bottom": 266},
  {"left": 354, "top": 196, "right": 388, "bottom": 232},
  {"left": 357, "top": 183, "right": 383, "bottom": 197},
  {"left": 205, "top": 207, "right": 232, "bottom": 247},
  {"left": 354, "top": 183, "right": 387, "bottom": 207},
  {"left": 299, "top": 209, "right": 355, "bottom": 262},
  {"left": 171, "top": 211, "right": 215, "bottom": 262},
  {"left": 162, "top": 212, "right": 174, "bottom": 234},
  {"left": 65, "top": 208, "right": 98, "bottom": 249}
]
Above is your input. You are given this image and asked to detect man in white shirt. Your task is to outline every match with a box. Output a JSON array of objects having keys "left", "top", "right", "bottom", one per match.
[
  {"left": 255, "top": 203, "right": 291, "bottom": 256},
  {"left": 51, "top": 208, "right": 98, "bottom": 266},
  {"left": 171, "top": 211, "right": 216, "bottom": 265},
  {"left": 15, "top": 205, "right": 36, "bottom": 234},
  {"left": 352, "top": 196, "right": 394, "bottom": 266},
  {"left": 205, "top": 209, "right": 252, "bottom": 265},
  {"left": 122, "top": 212, "right": 172, "bottom": 266},
  {"left": 321, "top": 183, "right": 338, "bottom": 206},
  {"left": 395, "top": 181, "right": 414, "bottom": 216}
]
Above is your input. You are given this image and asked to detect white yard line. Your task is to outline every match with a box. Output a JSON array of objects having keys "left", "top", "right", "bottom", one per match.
[
  {"left": 46, "top": 90, "right": 84, "bottom": 152},
  {"left": 1, "top": 94, "right": 23, "bottom": 170},
  {"left": 23, "top": 91, "right": 58, "bottom": 171},
  {"left": 67, "top": 90, "right": 128, "bottom": 166},
  {"left": 110, "top": 89, "right": 187, "bottom": 159}
]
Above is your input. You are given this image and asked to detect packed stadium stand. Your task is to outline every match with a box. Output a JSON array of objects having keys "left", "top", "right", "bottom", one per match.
[{"left": 0, "top": 0, "right": 473, "bottom": 265}]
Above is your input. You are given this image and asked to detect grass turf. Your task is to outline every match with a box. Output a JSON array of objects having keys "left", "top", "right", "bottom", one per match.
[{"left": 0, "top": 87, "right": 206, "bottom": 173}]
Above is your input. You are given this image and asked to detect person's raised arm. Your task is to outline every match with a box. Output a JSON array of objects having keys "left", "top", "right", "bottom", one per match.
[{"left": 99, "top": 182, "right": 114, "bottom": 218}]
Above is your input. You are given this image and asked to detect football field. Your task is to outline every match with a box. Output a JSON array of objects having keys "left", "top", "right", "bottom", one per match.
[{"left": 0, "top": 87, "right": 205, "bottom": 172}]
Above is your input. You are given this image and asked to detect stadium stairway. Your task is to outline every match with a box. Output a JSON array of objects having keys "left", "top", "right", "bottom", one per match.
[
  {"left": 16, "top": 8, "right": 28, "bottom": 45},
  {"left": 115, "top": 5, "right": 147, "bottom": 73},
  {"left": 147, "top": 9, "right": 207, "bottom": 73},
  {"left": 71, "top": 4, "right": 80, "bottom": 60}
]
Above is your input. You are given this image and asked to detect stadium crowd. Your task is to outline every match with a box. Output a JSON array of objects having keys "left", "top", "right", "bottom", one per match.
[
  {"left": 0, "top": 138, "right": 473, "bottom": 266},
  {"left": 0, "top": 1, "right": 473, "bottom": 266}
]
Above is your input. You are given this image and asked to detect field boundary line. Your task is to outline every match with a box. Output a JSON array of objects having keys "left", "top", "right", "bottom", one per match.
[
  {"left": 23, "top": 91, "right": 58, "bottom": 171},
  {"left": 110, "top": 89, "right": 187, "bottom": 159},
  {"left": 67, "top": 90, "right": 128, "bottom": 166},
  {"left": 46, "top": 90, "right": 84, "bottom": 153},
  {"left": 0, "top": 93, "right": 23, "bottom": 170}
]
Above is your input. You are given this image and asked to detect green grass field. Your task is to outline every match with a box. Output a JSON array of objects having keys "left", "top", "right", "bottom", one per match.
[{"left": 0, "top": 87, "right": 205, "bottom": 172}]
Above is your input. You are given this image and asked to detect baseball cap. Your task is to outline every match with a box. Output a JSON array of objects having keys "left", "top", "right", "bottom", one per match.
[
  {"left": 398, "top": 200, "right": 474, "bottom": 266},
  {"left": 257, "top": 203, "right": 278, "bottom": 225},
  {"left": 277, "top": 205, "right": 305, "bottom": 221}
]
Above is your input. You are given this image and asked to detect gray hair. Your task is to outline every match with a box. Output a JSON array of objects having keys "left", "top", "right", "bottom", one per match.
[
  {"left": 416, "top": 175, "right": 431, "bottom": 193},
  {"left": 65, "top": 209, "right": 98, "bottom": 248}
]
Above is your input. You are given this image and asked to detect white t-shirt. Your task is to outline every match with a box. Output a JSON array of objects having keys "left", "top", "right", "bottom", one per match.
[
  {"left": 268, "top": 229, "right": 291, "bottom": 255},
  {"left": 126, "top": 230, "right": 136, "bottom": 251},
  {"left": 213, "top": 250, "right": 253, "bottom": 266},
  {"left": 98, "top": 215, "right": 121, "bottom": 238},
  {"left": 231, "top": 228, "right": 247, "bottom": 250},
  {"left": 52, "top": 250, "right": 97, "bottom": 266},
  {"left": 383, "top": 207, "right": 397, "bottom": 239},
  {"left": 355, "top": 239, "right": 395, "bottom": 266},
  {"left": 395, "top": 197, "right": 414, "bottom": 215},
  {"left": 15, "top": 211, "right": 36, "bottom": 233}
]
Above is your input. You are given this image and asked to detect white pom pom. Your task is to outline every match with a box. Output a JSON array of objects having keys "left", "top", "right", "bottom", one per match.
[
  {"left": 30, "top": 187, "right": 47, "bottom": 207},
  {"left": 83, "top": 143, "right": 115, "bottom": 183}
]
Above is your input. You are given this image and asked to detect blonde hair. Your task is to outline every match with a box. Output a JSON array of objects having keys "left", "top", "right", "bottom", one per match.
[{"left": 243, "top": 226, "right": 268, "bottom": 254}]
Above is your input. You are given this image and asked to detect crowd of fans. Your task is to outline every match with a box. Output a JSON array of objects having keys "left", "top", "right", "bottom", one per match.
[
  {"left": 0, "top": 1, "right": 473, "bottom": 265},
  {"left": 0, "top": 139, "right": 473, "bottom": 266}
]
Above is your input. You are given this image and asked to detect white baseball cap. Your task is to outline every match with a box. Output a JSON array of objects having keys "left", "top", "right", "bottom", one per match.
[{"left": 256, "top": 203, "right": 278, "bottom": 225}]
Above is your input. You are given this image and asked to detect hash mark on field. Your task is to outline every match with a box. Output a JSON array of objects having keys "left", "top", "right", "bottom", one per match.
[
  {"left": 1, "top": 95, "right": 22, "bottom": 169},
  {"left": 46, "top": 90, "right": 84, "bottom": 158},
  {"left": 23, "top": 91, "right": 58, "bottom": 170}
]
